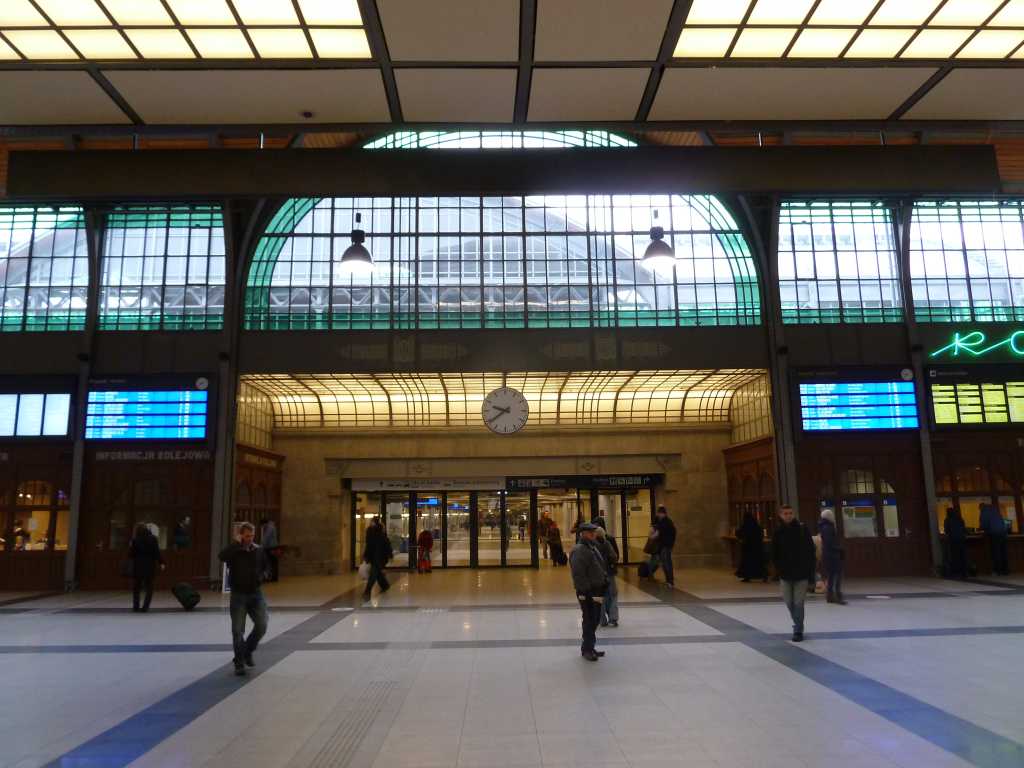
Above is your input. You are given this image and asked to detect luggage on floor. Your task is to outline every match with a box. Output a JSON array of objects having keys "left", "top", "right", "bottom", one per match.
[
  {"left": 555, "top": 549, "right": 568, "bottom": 566},
  {"left": 171, "top": 581, "right": 201, "bottom": 611}
]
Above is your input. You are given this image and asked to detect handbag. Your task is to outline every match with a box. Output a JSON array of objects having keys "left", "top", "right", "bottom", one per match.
[
  {"left": 642, "top": 535, "right": 659, "bottom": 555},
  {"left": 358, "top": 562, "right": 371, "bottom": 581}
]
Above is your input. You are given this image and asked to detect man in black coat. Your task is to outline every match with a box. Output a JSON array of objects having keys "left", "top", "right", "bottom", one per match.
[
  {"left": 650, "top": 506, "right": 677, "bottom": 587},
  {"left": 129, "top": 523, "right": 165, "bottom": 612},
  {"left": 818, "top": 509, "right": 846, "bottom": 605},
  {"left": 362, "top": 516, "right": 393, "bottom": 600},
  {"left": 771, "top": 505, "right": 816, "bottom": 642},
  {"left": 569, "top": 523, "right": 608, "bottom": 661},
  {"left": 219, "top": 522, "right": 270, "bottom": 676}
]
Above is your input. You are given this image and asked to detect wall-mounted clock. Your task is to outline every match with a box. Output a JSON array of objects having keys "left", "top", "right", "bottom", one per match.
[{"left": 482, "top": 387, "right": 529, "bottom": 434}]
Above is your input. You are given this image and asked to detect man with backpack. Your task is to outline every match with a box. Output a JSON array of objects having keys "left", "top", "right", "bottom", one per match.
[
  {"left": 219, "top": 522, "right": 269, "bottom": 676},
  {"left": 771, "top": 505, "right": 817, "bottom": 642}
]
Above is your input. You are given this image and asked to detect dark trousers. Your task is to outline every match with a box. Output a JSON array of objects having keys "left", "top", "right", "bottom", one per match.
[
  {"left": 364, "top": 562, "right": 390, "bottom": 596},
  {"left": 577, "top": 594, "right": 602, "bottom": 653},
  {"left": 989, "top": 534, "right": 1009, "bottom": 575},
  {"left": 132, "top": 573, "right": 154, "bottom": 611},
  {"left": 229, "top": 591, "right": 268, "bottom": 663},
  {"left": 947, "top": 539, "right": 968, "bottom": 579},
  {"left": 824, "top": 556, "right": 842, "bottom": 595},
  {"left": 265, "top": 551, "right": 279, "bottom": 582},
  {"left": 649, "top": 547, "right": 675, "bottom": 585}
]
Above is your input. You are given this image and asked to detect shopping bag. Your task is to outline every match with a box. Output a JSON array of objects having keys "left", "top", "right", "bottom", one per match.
[{"left": 358, "top": 562, "right": 371, "bottom": 581}]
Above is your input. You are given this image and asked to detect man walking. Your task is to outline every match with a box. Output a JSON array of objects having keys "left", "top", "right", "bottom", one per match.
[
  {"left": 219, "top": 522, "right": 269, "bottom": 676},
  {"left": 771, "top": 505, "right": 816, "bottom": 642},
  {"left": 650, "top": 506, "right": 677, "bottom": 587},
  {"left": 569, "top": 522, "right": 608, "bottom": 661},
  {"left": 362, "top": 516, "right": 393, "bottom": 600}
]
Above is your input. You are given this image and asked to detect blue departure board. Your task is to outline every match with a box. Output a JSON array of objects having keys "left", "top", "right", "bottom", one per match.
[
  {"left": 85, "top": 390, "right": 208, "bottom": 440},
  {"left": 799, "top": 381, "right": 919, "bottom": 432}
]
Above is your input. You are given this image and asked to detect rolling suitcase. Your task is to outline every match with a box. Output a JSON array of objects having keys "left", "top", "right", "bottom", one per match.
[{"left": 171, "top": 582, "right": 201, "bottom": 611}]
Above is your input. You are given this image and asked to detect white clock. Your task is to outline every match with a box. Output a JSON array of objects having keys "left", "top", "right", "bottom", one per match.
[{"left": 482, "top": 387, "right": 529, "bottom": 434}]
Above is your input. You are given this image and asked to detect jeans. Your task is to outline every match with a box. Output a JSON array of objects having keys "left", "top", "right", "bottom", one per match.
[
  {"left": 989, "top": 534, "right": 1009, "bottom": 575},
  {"left": 229, "top": 591, "right": 268, "bottom": 663},
  {"left": 600, "top": 576, "right": 619, "bottom": 625},
  {"left": 649, "top": 547, "right": 675, "bottom": 585},
  {"left": 781, "top": 579, "right": 808, "bottom": 634},
  {"left": 577, "top": 594, "right": 602, "bottom": 653},
  {"left": 364, "top": 562, "right": 390, "bottom": 596},
  {"left": 132, "top": 574, "right": 154, "bottom": 611}
]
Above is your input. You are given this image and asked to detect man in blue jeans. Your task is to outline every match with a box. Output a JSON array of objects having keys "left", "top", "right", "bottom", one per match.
[
  {"left": 771, "top": 505, "right": 816, "bottom": 642},
  {"left": 219, "top": 522, "right": 269, "bottom": 676}
]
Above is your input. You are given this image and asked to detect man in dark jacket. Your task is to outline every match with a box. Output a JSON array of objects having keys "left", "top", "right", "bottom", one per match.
[
  {"left": 362, "top": 516, "right": 393, "bottom": 600},
  {"left": 818, "top": 509, "right": 846, "bottom": 605},
  {"left": 219, "top": 522, "right": 269, "bottom": 676},
  {"left": 569, "top": 523, "right": 608, "bottom": 661},
  {"left": 650, "top": 506, "right": 677, "bottom": 587},
  {"left": 943, "top": 507, "right": 969, "bottom": 580},
  {"left": 979, "top": 503, "right": 1010, "bottom": 576},
  {"left": 129, "top": 523, "right": 165, "bottom": 612},
  {"left": 771, "top": 505, "right": 816, "bottom": 642}
]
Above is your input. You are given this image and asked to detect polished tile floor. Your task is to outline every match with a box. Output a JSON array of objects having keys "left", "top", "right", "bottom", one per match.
[{"left": 2, "top": 568, "right": 1023, "bottom": 768}]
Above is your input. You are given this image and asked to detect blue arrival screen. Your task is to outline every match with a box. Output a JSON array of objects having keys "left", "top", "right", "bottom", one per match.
[
  {"left": 86, "top": 390, "right": 208, "bottom": 440},
  {"left": 799, "top": 381, "right": 919, "bottom": 432}
]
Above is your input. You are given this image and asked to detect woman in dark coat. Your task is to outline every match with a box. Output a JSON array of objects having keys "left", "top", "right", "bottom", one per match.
[
  {"left": 944, "top": 507, "right": 969, "bottom": 580},
  {"left": 735, "top": 511, "right": 766, "bottom": 582},
  {"left": 547, "top": 522, "right": 565, "bottom": 566},
  {"left": 128, "top": 523, "right": 165, "bottom": 612},
  {"left": 819, "top": 509, "right": 846, "bottom": 604}
]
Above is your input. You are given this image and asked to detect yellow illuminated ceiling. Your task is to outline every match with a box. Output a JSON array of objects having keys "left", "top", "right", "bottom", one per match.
[
  {"left": 0, "top": 0, "right": 370, "bottom": 60},
  {"left": 674, "top": 0, "right": 1024, "bottom": 60},
  {"left": 242, "top": 370, "right": 767, "bottom": 431}
]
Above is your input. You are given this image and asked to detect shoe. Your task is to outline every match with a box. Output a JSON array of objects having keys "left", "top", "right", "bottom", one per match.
[
  {"left": 740, "top": 578, "right": 750, "bottom": 583},
  {"left": 244, "top": 653, "right": 255, "bottom": 668},
  {"left": 792, "top": 632, "right": 804, "bottom": 643},
  {"left": 600, "top": 621, "right": 608, "bottom": 627},
  {"left": 594, "top": 650, "right": 605, "bottom": 657},
  {"left": 361, "top": 592, "right": 371, "bottom": 601},
  {"left": 233, "top": 661, "right": 247, "bottom": 676},
  {"left": 581, "top": 650, "right": 599, "bottom": 661},
  {"left": 836, "top": 593, "right": 848, "bottom": 605},
  {"left": 608, "top": 620, "right": 618, "bottom": 628},
  {"left": 826, "top": 593, "right": 836, "bottom": 604},
  {"left": 381, "top": 584, "right": 390, "bottom": 594}
]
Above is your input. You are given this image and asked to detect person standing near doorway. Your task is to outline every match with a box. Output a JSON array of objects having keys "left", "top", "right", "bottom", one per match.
[
  {"left": 943, "top": 506, "right": 969, "bottom": 580},
  {"left": 818, "top": 509, "right": 846, "bottom": 605},
  {"left": 771, "top": 505, "right": 816, "bottom": 642},
  {"left": 979, "top": 502, "right": 1010, "bottom": 576},
  {"left": 650, "top": 506, "right": 677, "bottom": 587},
  {"left": 219, "top": 522, "right": 269, "bottom": 676},
  {"left": 569, "top": 523, "right": 608, "bottom": 661},
  {"left": 260, "top": 518, "right": 279, "bottom": 582},
  {"left": 735, "top": 511, "right": 766, "bottom": 583},
  {"left": 539, "top": 511, "right": 552, "bottom": 559},
  {"left": 362, "top": 516, "right": 393, "bottom": 599},
  {"left": 595, "top": 526, "right": 619, "bottom": 628},
  {"left": 129, "top": 522, "right": 165, "bottom": 612},
  {"left": 417, "top": 526, "right": 434, "bottom": 573}
]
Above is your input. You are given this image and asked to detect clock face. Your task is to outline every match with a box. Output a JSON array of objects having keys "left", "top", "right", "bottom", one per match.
[{"left": 482, "top": 387, "right": 529, "bottom": 435}]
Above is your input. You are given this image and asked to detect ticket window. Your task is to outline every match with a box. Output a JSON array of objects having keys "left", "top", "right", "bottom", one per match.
[
  {"left": 11, "top": 480, "right": 69, "bottom": 551},
  {"left": 998, "top": 497, "right": 1018, "bottom": 533}
]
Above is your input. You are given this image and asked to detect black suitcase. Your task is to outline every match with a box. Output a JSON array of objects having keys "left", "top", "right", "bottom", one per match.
[{"left": 171, "top": 582, "right": 201, "bottom": 611}]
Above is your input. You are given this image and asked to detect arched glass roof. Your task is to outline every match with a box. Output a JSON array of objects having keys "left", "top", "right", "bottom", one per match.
[{"left": 363, "top": 130, "right": 637, "bottom": 149}]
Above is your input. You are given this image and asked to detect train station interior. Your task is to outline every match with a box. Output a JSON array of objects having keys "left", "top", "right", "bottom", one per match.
[{"left": 1, "top": 1, "right": 1024, "bottom": 766}]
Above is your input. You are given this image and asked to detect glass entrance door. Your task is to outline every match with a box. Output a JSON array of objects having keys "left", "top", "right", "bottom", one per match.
[
  {"left": 504, "top": 492, "right": 532, "bottom": 565},
  {"left": 445, "top": 492, "right": 471, "bottom": 566}
]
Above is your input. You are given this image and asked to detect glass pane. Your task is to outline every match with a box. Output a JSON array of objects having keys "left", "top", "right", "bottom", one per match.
[
  {"left": 354, "top": 492, "right": 381, "bottom": 566},
  {"left": 841, "top": 498, "right": 878, "bottom": 538},
  {"left": 957, "top": 495, "right": 990, "bottom": 531},
  {"left": 385, "top": 494, "right": 409, "bottom": 568},
  {"left": 477, "top": 491, "right": 502, "bottom": 565},
  {"left": 936, "top": 497, "right": 954, "bottom": 534},
  {"left": 537, "top": 489, "right": 580, "bottom": 567},
  {"left": 997, "top": 496, "right": 1018, "bottom": 534},
  {"left": 505, "top": 492, "right": 531, "bottom": 565},
  {"left": 445, "top": 492, "right": 471, "bottom": 566},
  {"left": 881, "top": 496, "right": 900, "bottom": 538},
  {"left": 624, "top": 491, "right": 651, "bottom": 563}
]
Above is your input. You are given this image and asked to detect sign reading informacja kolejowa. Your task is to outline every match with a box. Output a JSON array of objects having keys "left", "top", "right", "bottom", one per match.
[
  {"left": 94, "top": 450, "right": 212, "bottom": 461},
  {"left": 929, "top": 329, "right": 1024, "bottom": 361}
]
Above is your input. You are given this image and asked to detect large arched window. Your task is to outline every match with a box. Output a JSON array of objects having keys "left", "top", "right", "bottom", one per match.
[
  {"left": 0, "top": 206, "right": 88, "bottom": 332},
  {"left": 99, "top": 205, "right": 226, "bottom": 330},
  {"left": 246, "top": 194, "right": 759, "bottom": 330},
  {"left": 910, "top": 200, "right": 1024, "bottom": 322},
  {"left": 777, "top": 201, "right": 901, "bottom": 324},
  {"left": 364, "top": 129, "right": 636, "bottom": 149}
]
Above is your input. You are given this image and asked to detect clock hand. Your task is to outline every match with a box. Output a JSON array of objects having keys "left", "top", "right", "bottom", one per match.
[{"left": 489, "top": 405, "right": 511, "bottom": 415}]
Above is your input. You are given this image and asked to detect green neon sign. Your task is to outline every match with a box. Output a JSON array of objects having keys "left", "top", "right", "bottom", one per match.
[{"left": 929, "top": 329, "right": 1024, "bottom": 360}]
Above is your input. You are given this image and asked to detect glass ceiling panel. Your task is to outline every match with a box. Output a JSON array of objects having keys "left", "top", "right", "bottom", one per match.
[
  {"left": 242, "top": 370, "right": 767, "bottom": 430},
  {"left": 674, "top": 0, "right": 1024, "bottom": 61},
  {"left": 0, "top": 0, "right": 369, "bottom": 60}
]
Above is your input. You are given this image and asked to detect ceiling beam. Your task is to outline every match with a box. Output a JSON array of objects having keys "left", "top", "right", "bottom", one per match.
[
  {"left": 887, "top": 65, "right": 953, "bottom": 121},
  {"left": 635, "top": 0, "right": 693, "bottom": 122},
  {"left": 85, "top": 66, "right": 144, "bottom": 125},
  {"left": 357, "top": 0, "right": 403, "bottom": 122},
  {"left": 514, "top": 0, "right": 538, "bottom": 123}
]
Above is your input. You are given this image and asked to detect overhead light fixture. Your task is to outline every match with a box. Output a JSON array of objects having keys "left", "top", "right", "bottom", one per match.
[
  {"left": 100, "top": 0, "right": 173, "bottom": 25},
  {"left": 731, "top": 27, "right": 797, "bottom": 57},
  {"left": 5, "top": 29, "right": 78, "bottom": 59},
  {"left": 125, "top": 28, "right": 194, "bottom": 58},
  {"left": 232, "top": 0, "right": 298, "bottom": 25},
  {"left": 641, "top": 211, "right": 675, "bottom": 272},
  {"left": 248, "top": 28, "right": 312, "bottom": 58},
  {"left": 36, "top": 0, "right": 108, "bottom": 26},
  {"left": 166, "top": 0, "right": 235, "bottom": 25},
  {"left": 674, "top": 28, "right": 736, "bottom": 58},
  {"left": 788, "top": 28, "right": 855, "bottom": 58},
  {"left": 299, "top": 0, "right": 363, "bottom": 25},
  {"left": 65, "top": 29, "right": 136, "bottom": 59},
  {"left": 0, "top": 1, "right": 47, "bottom": 26},
  {"left": 339, "top": 213, "right": 373, "bottom": 276},
  {"left": 186, "top": 28, "right": 254, "bottom": 58},
  {"left": 309, "top": 28, "right": 371, "bottom": 58}
]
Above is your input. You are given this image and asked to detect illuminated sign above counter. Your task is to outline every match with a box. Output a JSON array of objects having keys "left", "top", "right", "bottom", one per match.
[
  {"left": 929, "top": 329, "right": 1024, "bottom": 361},
  {"left": 928, "top": 367, "right": 1024, "bottom": 427}
]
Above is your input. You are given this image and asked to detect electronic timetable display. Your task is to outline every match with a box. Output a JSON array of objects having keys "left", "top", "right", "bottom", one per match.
[
  {"left": 930, "top": 380, "right": 1024, "bottom": 426},
  {"left": 798, "top": 381, "right": 919, "bottom": 432},
  {"left": 0, "top": 393, "right": 71, "bottom": 437},
  {"left": 86, "top": 390, "right": 209, "bottom": 440}
]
